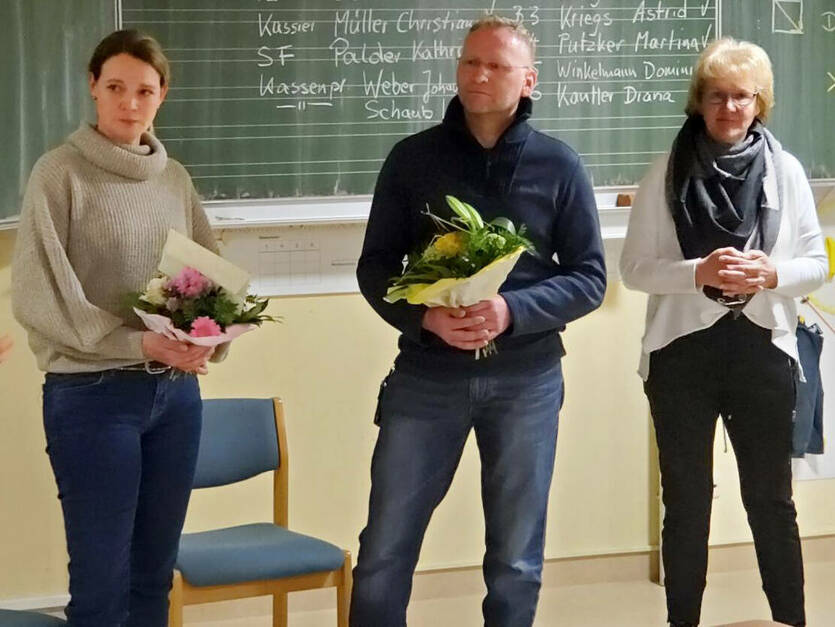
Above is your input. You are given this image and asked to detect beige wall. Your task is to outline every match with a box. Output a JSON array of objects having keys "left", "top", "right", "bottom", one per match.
[{"left": 2, "top": 225, "right": 834, "bottom": 602}]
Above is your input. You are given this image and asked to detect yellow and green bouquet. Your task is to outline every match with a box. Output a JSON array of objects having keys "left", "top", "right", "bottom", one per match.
[{"left": 385, "top": 195, "right": 534, "bottom": 357}]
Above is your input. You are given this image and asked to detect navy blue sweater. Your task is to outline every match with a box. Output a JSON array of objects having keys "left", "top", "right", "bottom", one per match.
[{"left": 357, "top": 97, "right": 606, "bottom": 377}]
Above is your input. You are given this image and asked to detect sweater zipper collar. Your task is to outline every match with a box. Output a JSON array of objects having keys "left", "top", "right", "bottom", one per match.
[{"left": 443, "top": 96, "right": 533, "bottom": 150}]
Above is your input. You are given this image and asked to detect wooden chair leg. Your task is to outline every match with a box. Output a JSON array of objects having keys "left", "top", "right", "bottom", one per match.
[
  {"left": 336, "top": 551, "right": 353, "bottom": 627},
  {"left": 168, "top": 570, "right": 184, "bottom": 627},
  {"left": 273, "top": 591, "right": 288, "bottom": 627}
]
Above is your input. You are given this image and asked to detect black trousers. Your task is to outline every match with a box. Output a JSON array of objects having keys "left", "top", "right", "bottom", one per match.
[{"left": 645, "top": 314, "right": 805, "bottom": 627}]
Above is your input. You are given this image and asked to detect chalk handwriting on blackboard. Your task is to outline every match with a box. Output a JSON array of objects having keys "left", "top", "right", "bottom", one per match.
[{"left": 123, "top": 1, "right": 720, "bottom": 196}]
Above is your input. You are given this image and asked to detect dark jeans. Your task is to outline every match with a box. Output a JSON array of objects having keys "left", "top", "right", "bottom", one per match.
[
  {"left": 350, "top": 363, "right": 564, "bottom": 627},
  {"left": 43, "top": 369, "right": 202, "bottom": 627},
  {"left": 645, "top": 314, "right": 805, "bottom": 627}
]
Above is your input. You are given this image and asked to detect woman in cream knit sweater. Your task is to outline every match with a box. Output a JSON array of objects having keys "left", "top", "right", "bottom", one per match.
[{"left": 12, "top": 30, "right": 219, "bottom": 627}]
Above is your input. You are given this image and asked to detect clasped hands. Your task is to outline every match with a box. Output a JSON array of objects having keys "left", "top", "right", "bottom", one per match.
[
  {"left": 141, "top": 332, "right": 214, "bottom": 375},
  {"left": 422, "top": 295, "right": 511, "bottom": 351},
  {"left": 695, "top": 247, "right": 777, "bottom": 296}
]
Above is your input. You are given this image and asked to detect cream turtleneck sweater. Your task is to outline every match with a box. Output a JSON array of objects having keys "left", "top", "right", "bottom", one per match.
[{"left": 12, "top": 124, "right": 219, "bottom": 373}]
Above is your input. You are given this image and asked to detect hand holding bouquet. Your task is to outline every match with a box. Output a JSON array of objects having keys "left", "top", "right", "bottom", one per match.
[
  {"left": 130, "top": 230, "right": 278, "bottom": 351},
  {"left": 386, "top": 195, "right": 534, "bottom": 357}
]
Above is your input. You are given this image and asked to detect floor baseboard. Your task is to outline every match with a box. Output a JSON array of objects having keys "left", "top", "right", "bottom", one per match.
[{"left": 5, "top": 535, "right": 832, "bottom": 623}]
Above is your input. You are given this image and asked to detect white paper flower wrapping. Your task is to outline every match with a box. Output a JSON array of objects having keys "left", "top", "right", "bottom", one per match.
[
  {"left": 133, "top": 308, "right": 257, "bottom": 347},
  {"left": 384, "top": 247, "right": 526, "bottom": 307}
]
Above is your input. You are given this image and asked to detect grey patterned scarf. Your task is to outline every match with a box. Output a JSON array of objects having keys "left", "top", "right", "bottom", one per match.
[{"left": 666, "top": 115, "right": 784, "bottom": 309}]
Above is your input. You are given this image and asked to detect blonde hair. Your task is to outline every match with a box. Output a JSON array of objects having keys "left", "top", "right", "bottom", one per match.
[
  {"left": 685, "top": 37, "right": 774, "bottom": 120},
  {"left": 468, "top": 15, "right": 536, "bottom": 63}
]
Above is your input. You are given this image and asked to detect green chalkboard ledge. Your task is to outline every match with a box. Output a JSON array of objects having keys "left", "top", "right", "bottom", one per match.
[
  {"left": 204, "top": 189, "right": 636, "bottom": 242},
  {"left": 206, "top": 196, "right": 372, "bottom": 229},
  {"left": 0, "top": 194, "right": 625, "bottom": 238},
  {"left": 202, "top": 180, "right": 835, "bottom": 240},
  {"left": 0, "top": 195, "right": 370, "bottom": 232},
  {"left": 1, "top": 181, "right": 832, "bottom": 236}
]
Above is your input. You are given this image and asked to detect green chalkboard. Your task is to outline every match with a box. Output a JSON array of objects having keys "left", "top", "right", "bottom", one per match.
[
  {"left": 120, "top": 0, "right": 719, "bottom": 200},
  {"left": 723, "top": 0, "right": 834, "bottom": 180},
  {"left": 0, "top": 1, "right": 117, "bottom": 223},
  {"left": 4, "top": 0, "right": 833, "bottom": 221}
]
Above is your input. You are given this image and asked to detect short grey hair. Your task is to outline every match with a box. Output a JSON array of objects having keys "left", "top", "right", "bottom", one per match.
[{"left": 468, "top": 15, "right": 536, "bottom": 63}]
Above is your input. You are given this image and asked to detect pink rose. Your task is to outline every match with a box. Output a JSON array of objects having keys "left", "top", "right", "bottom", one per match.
[
  {"left": 190, "top": 316, "right": 222, "bottom": 337},
  {"left": 168, "top": 267, "right": 213, "bottom": 298}
]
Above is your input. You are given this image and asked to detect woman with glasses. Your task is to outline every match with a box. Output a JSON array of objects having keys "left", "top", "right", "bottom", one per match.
[{"left": 620, "top": 38, "right": 826, "bottom": 627}]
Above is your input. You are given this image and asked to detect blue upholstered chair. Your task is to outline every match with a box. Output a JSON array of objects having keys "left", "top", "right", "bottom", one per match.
[
  {"left": 168, "top": 398, "right": 351, "bottom": 627},
  {"left": 0, "top": 609, "right": 65, "bottom": 626}
]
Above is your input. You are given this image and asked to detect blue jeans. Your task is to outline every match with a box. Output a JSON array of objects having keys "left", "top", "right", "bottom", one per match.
[
  {"left": 43, "top": 369, "right": 202, "bottom": 627},
  {"left": 350, "top": 363, "right": 564, "bottom": 627}
]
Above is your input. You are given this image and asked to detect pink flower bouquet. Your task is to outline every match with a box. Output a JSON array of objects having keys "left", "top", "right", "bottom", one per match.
[{"left": 131, "top": 266, "right": 278, "bottom": 347}]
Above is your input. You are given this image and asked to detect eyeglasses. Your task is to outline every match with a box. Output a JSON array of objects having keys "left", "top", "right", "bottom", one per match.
[
  {"left": 703, "top": 90, "right": 759, "bottom": 107},
  {"left": 458, "top": 57, "right": 531, "bottom": 75}
]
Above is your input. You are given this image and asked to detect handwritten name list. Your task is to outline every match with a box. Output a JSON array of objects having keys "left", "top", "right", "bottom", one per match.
[{"left": 122, "top": 0, "right": 718, "bottom": 197}]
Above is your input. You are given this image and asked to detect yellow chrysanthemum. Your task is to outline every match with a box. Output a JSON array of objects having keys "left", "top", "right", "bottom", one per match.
[{"left": 433, "top": 232, "right": 466, "bottom": 257}]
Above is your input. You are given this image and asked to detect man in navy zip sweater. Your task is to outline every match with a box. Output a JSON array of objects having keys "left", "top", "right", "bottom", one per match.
[{"left": 351, "top": 17, "right": 606, "bottom": 627}]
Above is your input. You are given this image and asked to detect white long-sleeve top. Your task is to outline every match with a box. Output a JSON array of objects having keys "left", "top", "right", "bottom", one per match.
[{"left": 620, "top": 150, "right": 827, "bottom": 379}]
